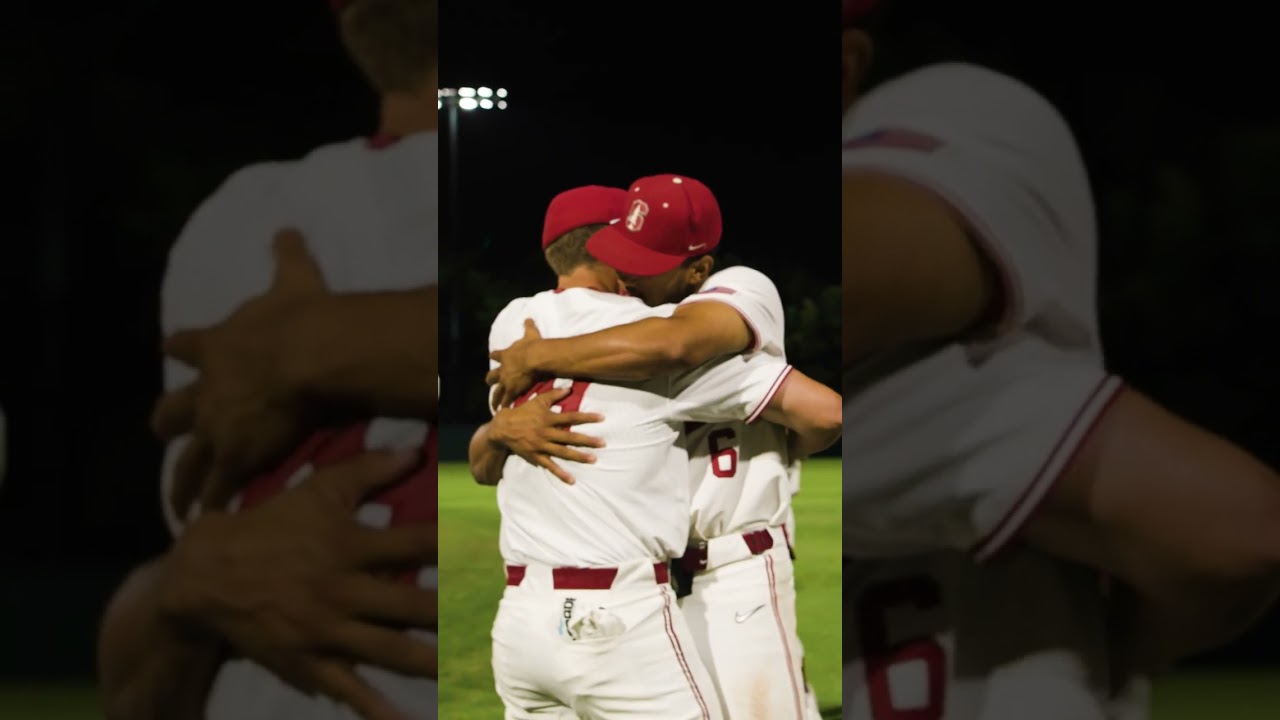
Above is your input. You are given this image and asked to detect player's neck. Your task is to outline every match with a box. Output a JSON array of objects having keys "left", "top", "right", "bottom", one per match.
[
  {"left": 557, "top": 267, "right": 619, "bottom": 294},
  {"left": 379, "top": 90, "right": 438, "bottom": 136}
]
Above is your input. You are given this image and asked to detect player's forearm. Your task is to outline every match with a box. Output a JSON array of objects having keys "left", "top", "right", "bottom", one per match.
[
  {"left": 99, "top": 557, "right": 224, "bottom": 720},
  {"left": 788, "top": 425, "right": 841, "bottom": 459},
  {"left": 468, "top": 422, "right": 509, "bottom": 486},
  {"left": 1038, "top": 531, "right": 1280, "bottom": 671},
  {"left": 1114, "top": 577, "right": 1280, "bottom": 673},
  {"left": 787, "top": 426, "right": 837, "bottom": 460},
  {"left": 289, "top": 286, "right": 438, "bottom": 421},
  {"left": 760, "top": 369, "right": 843, "bottom": 456},
  {"left": 527, "top": 318, "right": 701, "bottom": 381}
]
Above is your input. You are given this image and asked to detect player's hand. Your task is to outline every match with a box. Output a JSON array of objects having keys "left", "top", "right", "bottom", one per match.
[
  {"left": 161, "top": 449, "right": 436, "bottom": 720},
  {"left": 152, "top": 229, "right": 332, "bottom": 520},
  {"left": 487, "top": 318, "right": 545, "bottom": 409},
  {"left": 489, "top": 386, "right": 605, "bottom": 485}
]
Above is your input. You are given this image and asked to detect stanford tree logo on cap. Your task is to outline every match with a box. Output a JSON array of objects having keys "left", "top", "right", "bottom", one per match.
[
  {"left": 625, "top": 200, "right": 650, "bottom": 232},
  {"left": 584, "top": 174, "right": 722, "bottom": 277}
]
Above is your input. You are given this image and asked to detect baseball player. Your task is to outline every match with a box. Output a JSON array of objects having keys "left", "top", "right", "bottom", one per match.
[
  {"left": 485, "top": 175, "right": 836, "bottom": 719},
  {"left": 841, "top": 0, "right": 1280, "bottom": 715},
  {"left": 101, "top": 1, "right": 438, "bottom": 718},
  {"left": 481, "top": 190, "right": 840, "bottom": 720}
]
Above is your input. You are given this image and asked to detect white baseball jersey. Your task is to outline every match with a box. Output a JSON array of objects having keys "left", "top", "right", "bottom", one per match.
[
  {"left": 678, "top": 266, "right": 796, "bottom": 541},
  {"left": 487, "top": 287, "right": 793, "bottom": 568},
  {"left": 841, "top": 63, "right": 1120, "bottom": 559},
  {"left": 844, "top": 550, "right": 1125, "bottom": 720},
  {"left": 159, "top": 131, "right": 437, "bottom": 720}
]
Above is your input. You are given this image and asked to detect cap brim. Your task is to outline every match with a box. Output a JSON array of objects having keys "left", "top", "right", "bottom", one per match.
[{"left": 586, "top": 225, "right": 687, "bottom": 277}]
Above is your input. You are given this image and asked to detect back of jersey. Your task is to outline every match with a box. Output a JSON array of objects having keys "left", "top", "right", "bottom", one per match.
[
  {"left": 488, "top": 289, "right": 692, "bottom": 568},
  {"left": 162, "top": 131, "right": 437, "bottom": 380},
  {"left": 286, "top": 132, "right": 437, "bottom": 292},
  {"left": 162, "top": 131, "right": 439, "bottom": 530}
]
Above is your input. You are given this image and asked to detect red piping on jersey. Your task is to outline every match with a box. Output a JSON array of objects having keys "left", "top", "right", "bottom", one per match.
[
  {"left": 551, "top": 286, "right": 625, "bottom": 296},
  {"left": 972, "top": 379, "right": 1124, "bottom": 560},
  {"left": 746, "top": 365, "right": 794, "bottom": 424}
]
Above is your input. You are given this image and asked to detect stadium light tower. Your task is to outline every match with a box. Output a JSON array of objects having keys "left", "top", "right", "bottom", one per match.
[
  {"left": 438, "top": 86, "right": 509, "bottom": 377},
  {"left": 438, "top": 86, "right": 509, "bottom": 239},
  {"left": 438, "top": 86, "right": 509, "bottom": 112}
]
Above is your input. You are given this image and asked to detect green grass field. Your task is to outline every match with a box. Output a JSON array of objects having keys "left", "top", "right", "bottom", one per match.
[{"left": 439, "top": 458, "right": 845, "bottom": 719}]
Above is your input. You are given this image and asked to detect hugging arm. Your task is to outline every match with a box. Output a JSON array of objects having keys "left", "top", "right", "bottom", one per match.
[{"left": 759, "top": 369, "right": 843, "bottom": 458}]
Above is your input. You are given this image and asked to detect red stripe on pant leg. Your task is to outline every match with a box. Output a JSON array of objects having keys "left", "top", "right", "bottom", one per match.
[
  {"left": 661, "top": 590, "right": 712, "bottom": 720},
  {"left": 765, "top": 554, "right": 804, "bottom": 718}
]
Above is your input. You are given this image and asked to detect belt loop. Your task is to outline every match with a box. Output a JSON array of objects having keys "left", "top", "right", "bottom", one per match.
[
  {"left": 742, "top": 528, "right": 775, "bottom": 556},
  {"left": 505, "top": 565, "right": 527, "bottom": 586},
  {"left": 781, "top": 524, "right": 796, "bottom": 560},
  {"left": 653, "top": 562, "right": 670, "bottom": 584}
]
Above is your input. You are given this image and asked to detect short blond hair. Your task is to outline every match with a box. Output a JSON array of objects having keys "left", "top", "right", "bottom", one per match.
[
  {"left": 544, "top": 224, "right": 607, "bottom": 276},
  {"left": 339, "top": 0, "right": 437, "bottom": 94}
]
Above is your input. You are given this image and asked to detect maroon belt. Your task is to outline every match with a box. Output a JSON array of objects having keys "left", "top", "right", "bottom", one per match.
[
  {"left": 505, "top": 563, "right": 670, "bottom": 589},
  {"left": 679, "top": 528, "right": 775, "bottom": 575}
]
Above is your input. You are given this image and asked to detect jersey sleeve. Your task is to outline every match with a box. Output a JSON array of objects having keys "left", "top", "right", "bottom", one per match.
[
  {"left": 487, "top": 297, "right": 530, "bottom": 415},
  {"left": 667, "top": 352, "right": 793, "bottom": 424},
  {"left": 842, "top": 63, "right": 1097, "bottom": 342},
  {"left": 680, "top": 266, "right": 787, "bottom": 355},
  {"left": 158, "top": 163, "right": 285, "bottom": 536}
]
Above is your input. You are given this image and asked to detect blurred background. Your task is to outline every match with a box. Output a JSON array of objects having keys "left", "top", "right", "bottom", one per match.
[
  {"left": 0, "top": 1, "right": 376, "bottom": 715},
  {"left": 854, "top": 1, "right": 1280, "bottom": 713},
  {"left": 0, "top": 0, "right": 1276, "bottom": 716}
]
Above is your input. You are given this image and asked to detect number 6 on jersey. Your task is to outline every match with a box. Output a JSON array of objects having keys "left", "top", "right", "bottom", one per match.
[{"left": 708, "top": 428, "right": 738, "bottom": 478}]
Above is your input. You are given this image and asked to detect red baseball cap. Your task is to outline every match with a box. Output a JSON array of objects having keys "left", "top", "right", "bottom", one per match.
[
  {"left": 541, "top": 186, "right": 629, "bottom": 249},
  {"left": 586, "top": 174, "right": 722, "bottom": 277}
]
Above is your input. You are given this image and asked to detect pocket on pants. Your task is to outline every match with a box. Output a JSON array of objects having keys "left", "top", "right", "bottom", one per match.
[{"left": 557, "top": 595, "right": 628, "bottom": 645}]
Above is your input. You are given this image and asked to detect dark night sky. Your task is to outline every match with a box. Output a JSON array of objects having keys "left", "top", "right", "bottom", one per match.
[{"left": 440, "top": 2, "right": 835, "bottom": 284}]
